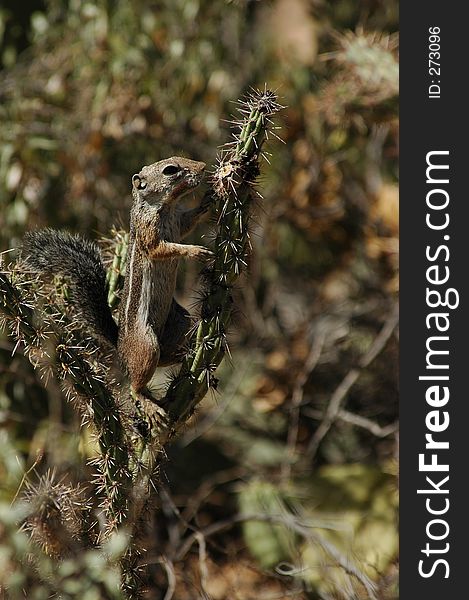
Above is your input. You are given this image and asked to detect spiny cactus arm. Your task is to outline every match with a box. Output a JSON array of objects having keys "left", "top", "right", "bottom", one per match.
[
  {"left": 117, "top": 91, "right": 283, "bottom": 597},
  {"left": 163, "top": 89, "right": 283, "bottom": 425},
  {"left": 56, "top": 343, "right": 133, "bottom": 529},
  {"left": 0, "top": 270, "right": 132, "bottom": 529},
  {"left": 0, "top": 271, "right": 38, "bottom": 343},
  {"left": 105, "top": 230, "right": 129, "bottom": 311}
]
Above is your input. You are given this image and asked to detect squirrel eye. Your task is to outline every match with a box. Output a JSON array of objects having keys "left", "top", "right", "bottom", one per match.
[
  {"left": 132, "top": 174, "right": 147, "bottom": 190},
  {"left": 162, "top": 164, "right": 180, "bottom": 176}
]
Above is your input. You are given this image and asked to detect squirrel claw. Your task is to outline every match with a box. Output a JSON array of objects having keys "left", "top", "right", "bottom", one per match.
[{"left": 195, "top": 246, "right": 214, "bottom": 261}]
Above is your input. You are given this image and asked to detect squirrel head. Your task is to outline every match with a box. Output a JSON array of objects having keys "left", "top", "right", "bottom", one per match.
[{"left": 131, "top": 157, "right": 206, "bottom": 208}]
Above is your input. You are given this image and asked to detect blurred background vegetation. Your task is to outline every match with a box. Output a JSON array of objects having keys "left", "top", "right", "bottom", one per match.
[{"left": 0, "top": 0, "right": 398, "bottom": 598}]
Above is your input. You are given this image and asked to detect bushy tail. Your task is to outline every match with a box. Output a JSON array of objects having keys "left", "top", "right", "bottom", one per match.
[{"left": 22, "top": 229, "right": 118, "bottom": 347}]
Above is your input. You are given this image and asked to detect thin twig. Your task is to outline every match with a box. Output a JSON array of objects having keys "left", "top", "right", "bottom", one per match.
[
  {"left": 281, "top": 330, "right": 325, "bottom": 480},
  {"left": 174, "top": 512, "right": 376, "bottom": 599},
  {"left": 180, "top": 466, "right": 245, "bottom": 526},
  {"left": 195, "top": 532, "right": 210, "bottom": 597},
  {"left": 305, "top": 408, "right": 399, "bottom": 438},
  {"left": 158, "top": 556, "right": 177, "bottom": 600},
  {"left": 338, "top": 410, "right": 398, "bottom": 438},
  {"left": 10, "top": 452, "right": 43, "bottom": 506},
  {"left": 306, "top": 304, "right": 398, "bottom": 459}
]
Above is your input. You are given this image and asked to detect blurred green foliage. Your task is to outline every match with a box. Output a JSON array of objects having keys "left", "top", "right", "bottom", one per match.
[{"left": 1, "top": 1, "right": 398, "bottom": 598}]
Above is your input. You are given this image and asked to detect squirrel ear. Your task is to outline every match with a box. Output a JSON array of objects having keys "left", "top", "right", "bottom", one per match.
[{"left": 132, "top": 174, "right": 147, "bottom": 190}]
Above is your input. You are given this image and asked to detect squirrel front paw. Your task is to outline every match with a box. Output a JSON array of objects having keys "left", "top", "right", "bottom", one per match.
[{"left": 192, "top": 245, "right": 214, "bottom": 261}]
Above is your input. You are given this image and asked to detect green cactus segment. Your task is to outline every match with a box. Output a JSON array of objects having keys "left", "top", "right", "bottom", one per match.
[
  {"left": 0, "top": 271, "right": 131, "bottom": 528},
  {"left": 106, "top": 231, "right": 129, "bottom": 311},
  {"left": 338, "top": 31, "right": 399, "bottom": 94},
  {"left": 55, "top": 343, "right": 132, "bottom": 528},
  {"left": 1, "top": 89, "right": 283, "bottom": 597},
  {"left": 0, "top": 272, "right": 37, "bottom": 342},
  {"left": 164, "top": 90, "right": 282, "bottom": 423}
]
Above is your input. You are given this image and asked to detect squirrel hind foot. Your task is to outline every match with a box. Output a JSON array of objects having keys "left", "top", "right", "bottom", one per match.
[{"left": 132, "top": 388, "right": 170, "bottom": 438}]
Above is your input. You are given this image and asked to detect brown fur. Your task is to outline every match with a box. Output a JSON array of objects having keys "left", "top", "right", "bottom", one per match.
[{"left": 117, "top": 157, "right": 212, "bottom": 395}]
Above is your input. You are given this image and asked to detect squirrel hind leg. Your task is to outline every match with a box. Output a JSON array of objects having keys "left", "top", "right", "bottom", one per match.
[
  {"left": 158, "top": 300, "right": 192, "bottom": 366},
  {"left": 120, "top": 324, "right": 160, "bottom": 394}
]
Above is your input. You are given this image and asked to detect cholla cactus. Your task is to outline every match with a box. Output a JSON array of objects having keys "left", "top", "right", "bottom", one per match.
[
  {"left": 163, "top": 89, "right": 283, "bottom": 423},
  {"left": 127, "top": 88, "right": 283, "bottom": 505},
  {"left": 0, "top": 89, "right": 282, "bottom": 598},
  {"left": 334, "top": 30, "right": 398, "bottom": 94},
  {"left": 104, "top": 229, "right": 129, "bottom": 311},
  {"left": 21, "top": 470, "right": 90, "bottom": 558},
  {"left": 0, "top": 268, "right": 133, "bottom": 531},
  {"left": 319, "top": 30, "right": 398, "bottom": 126}
]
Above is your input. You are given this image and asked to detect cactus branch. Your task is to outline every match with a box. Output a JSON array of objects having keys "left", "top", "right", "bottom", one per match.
[
  {"left": 162, "top": 89, "right": 283, "bottom": 424},
  {"left": 105, "top": 230, "right": 129, "bottom": 311},
  {"left": 0, "top": 270, "right": 132, "bottom": 529}
]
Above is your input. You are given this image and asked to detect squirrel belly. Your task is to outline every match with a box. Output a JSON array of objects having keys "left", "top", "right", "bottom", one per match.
[
  {"left": 117, "top": 238, "right": 179, "bottom": 393},
  {"left": 22, "top": 229, "right": 118, "bottom": 347}
]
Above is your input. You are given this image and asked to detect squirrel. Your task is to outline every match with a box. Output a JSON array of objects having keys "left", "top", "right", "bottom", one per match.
[{"left": 22, "top": 156, "right": 212, "bottom": 399}]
